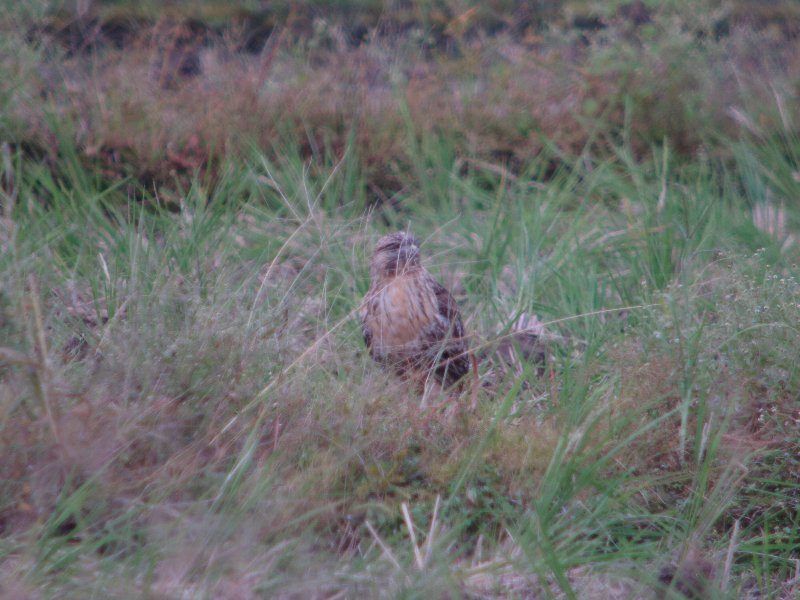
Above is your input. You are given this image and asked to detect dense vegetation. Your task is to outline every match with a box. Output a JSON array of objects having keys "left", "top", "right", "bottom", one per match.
[{"left": 1, "top": 1, "right": 799, "bottom": 597}]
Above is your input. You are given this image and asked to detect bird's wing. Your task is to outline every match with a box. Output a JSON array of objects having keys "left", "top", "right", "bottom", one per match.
[
  {"left": 358, "top": 303, "right": 372, "bottom": 351},
  {"left": 432, "top": 280, "right": 466, "bottom": 342},
  {"left": 427, "top": 279, "right": 470, "bottom": 385}
]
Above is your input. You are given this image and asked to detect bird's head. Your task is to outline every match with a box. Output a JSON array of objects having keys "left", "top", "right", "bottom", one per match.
[{"left": 371, "top": 231, "right": 422, "bottom": 280}]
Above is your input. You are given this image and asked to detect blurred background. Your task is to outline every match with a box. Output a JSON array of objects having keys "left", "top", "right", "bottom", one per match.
[{"left": 4, "top": 0, "right": 799, "bottom": 201}]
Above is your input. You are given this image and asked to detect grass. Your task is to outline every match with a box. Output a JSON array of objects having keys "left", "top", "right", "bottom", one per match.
[{"left": 2, "top": 1, "right": 800, "bottom": 598}]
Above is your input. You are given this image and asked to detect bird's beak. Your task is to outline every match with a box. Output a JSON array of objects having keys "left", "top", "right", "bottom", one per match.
[{"left": 397, "top": 244, "right": 418, "bottom": 265}]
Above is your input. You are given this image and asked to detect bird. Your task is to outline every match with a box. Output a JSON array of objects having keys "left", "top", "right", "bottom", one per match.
[{"left": 359, "top": 231, "right": 471, "bottom": 389}]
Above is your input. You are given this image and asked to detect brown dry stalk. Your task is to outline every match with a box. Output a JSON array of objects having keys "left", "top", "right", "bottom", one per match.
[
  {"left": 26, "top": 275, "right": 61, "bottom": 445},
  {"left": 469, "top": 350, "right": 479, "bottom": 411}
]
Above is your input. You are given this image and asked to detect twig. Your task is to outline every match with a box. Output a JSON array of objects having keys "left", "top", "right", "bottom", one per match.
[
  {"left": 424, "top": 495, "right": 441, "bottom": 565},
  {"left": 272, "top": 415, "right": 281, "bottom": 451},
  {"left": 401, "top": 502, "right": 424, "bottom": 570},
  {"left": 364, "top": 520, "right": 403, "bottom": 572},
  {"left": 26, "top": 275, "right": 61, "bottom": 445},
  {"left": 469, "top": 350, "right": 479, "bottom": 411}
]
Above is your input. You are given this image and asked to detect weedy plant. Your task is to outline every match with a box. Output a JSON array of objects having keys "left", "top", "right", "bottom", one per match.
[{"left": 2, "top": 118, "right": 799, "bottom": 598}]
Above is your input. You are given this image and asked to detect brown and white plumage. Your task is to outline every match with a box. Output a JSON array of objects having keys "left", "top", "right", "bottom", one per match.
[{"left": 359, "top": 232, "right": 470, "bottom": 387}]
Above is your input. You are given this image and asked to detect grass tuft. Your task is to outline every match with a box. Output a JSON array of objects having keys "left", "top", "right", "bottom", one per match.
[{"left": 2, "top": 1, "right": 800, "bottom": 597}]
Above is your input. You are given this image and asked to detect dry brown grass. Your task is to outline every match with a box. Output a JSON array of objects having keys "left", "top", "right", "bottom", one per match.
[{"left": 5, "top": 3, "right": 800, "bottom": 197}]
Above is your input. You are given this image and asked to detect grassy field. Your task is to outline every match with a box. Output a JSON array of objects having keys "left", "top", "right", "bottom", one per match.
[{"left": 1, "top": 1, "right": 800, "bottom": 598}]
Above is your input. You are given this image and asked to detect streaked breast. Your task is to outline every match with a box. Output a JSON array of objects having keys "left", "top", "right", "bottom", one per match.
[{"left": 367, "top": 275, "right": 437, "bottom": 351}]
